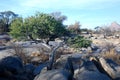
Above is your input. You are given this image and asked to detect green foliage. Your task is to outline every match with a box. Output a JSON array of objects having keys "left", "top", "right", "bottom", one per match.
[
  {"left": 67, "top": 35, "right": 92, "bottom": 48},
  {"left": 10, "top": 12, "right": 67, "bottom": 41},
  {"left": 9, "top": 17, "right": 25, "bottom": 40}
]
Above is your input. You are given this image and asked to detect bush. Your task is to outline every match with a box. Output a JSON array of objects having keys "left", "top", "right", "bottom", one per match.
[
  {"left": 67, "top": 35, "right": 92, "bottom": 48},
  {"left": 9, "top": 44, "right": 30, "bottom": 64}
]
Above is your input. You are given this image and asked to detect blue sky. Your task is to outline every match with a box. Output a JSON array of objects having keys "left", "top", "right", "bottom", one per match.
[{"left": 0, "top": 0, "right": 120, "bottom": 29}]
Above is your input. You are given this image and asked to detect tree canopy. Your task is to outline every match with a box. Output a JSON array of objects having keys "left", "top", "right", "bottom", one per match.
[{"left": 10, "top": 12, "right": 67, "bottom": 41}]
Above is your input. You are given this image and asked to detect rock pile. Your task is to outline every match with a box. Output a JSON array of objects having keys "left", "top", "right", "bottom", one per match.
[{"left": 0, "top": 55, "right": 120, "bottom": 80}]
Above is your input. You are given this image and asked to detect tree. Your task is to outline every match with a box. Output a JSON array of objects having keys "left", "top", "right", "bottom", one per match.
[
  {"left": 50, "top": 12, "right": 67, "bottom": 23},
  {"left": 67, "top": 22, "right": 81, "bottom": 34},
  {"left": 10, "top": 12, "right": 67, "bottom": 42},
  {"left": 94, "top": 26, "right": 114, "bottom": 37},
  {"left": 102, "top": 26, "right": 113, "bottom": 37},
  {"left": 0, "top": 11, "right": 18, "bottom": 32},
  {"left": 94, "top": 26, "right": 101, "bottom": 34}
]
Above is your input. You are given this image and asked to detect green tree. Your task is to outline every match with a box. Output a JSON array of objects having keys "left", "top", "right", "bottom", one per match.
[{"left": 10, "top": 12, "right": 67, "bottom": 42}]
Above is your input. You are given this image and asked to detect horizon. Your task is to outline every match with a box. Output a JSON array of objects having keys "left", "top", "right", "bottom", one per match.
[{"left": 0, "top": 0, "right": 120, "bottom": 29}]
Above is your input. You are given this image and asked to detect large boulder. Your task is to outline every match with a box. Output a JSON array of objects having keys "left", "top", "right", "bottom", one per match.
[
  {"left": 33, "top": 62, "right": 48, "bottom": 76},
  {"left": 24, "top": 64, "right": 36, "bottom": 80},
  {"left": 75, "top": 70, "right": 111, "bottom": 80},
  {"left": 34, "top": 57, "right": 74, "bottom": 80},
  {"left": 99, "top": 57, "right": 120, "bottom": 79},
  {"left": 0, "top": 56, "right": 27, "bottom": 80},
  {"left": 24, "top": 63, "right": 35, "bottom": 74},
  {"left": 34, "top": 69, "right": 73, "bottom": 80},
  {"left": 0, "top": 56, "right": 24, "bottom": 74},
  {"left": 54, "top": 53, "right": 84, "bottom": 69},
  {"left": 74, "top": 60, "right": 111, "bottom": 80}
]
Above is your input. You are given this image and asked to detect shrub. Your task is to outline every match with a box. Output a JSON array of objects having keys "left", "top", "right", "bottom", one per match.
[
  {"left": 9, "top": 44, "right": 30, "bottom": 64},
  {"left": 67, "top": 35, "right": 92, "bottom": 48}
]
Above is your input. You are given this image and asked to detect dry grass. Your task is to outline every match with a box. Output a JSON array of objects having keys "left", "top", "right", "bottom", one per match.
[
  {"left": 10, "top": 44, "right": 30, "bottom": 64},
  {"left": 30, "top": 52, "right": 49, "bottom": 62},
  {"left": 92, "top": 38, "right": 120, "bottom": 46},
  {"left": 100, "top": 48, "right": 120, "bottom": 65}
]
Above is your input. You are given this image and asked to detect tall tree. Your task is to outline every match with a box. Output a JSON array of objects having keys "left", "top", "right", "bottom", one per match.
[
  {"left": 0, "top": 11, "right": 18, "bottom": 32},
  {"left": 10, "top": 12, "right": 67, "bottom": 42}
]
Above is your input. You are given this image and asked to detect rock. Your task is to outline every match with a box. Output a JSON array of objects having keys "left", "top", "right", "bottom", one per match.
[
  {"left": 99, "top": 57, "right": 120, "bottom": 79},
  {"left": 34, "top": 69, "right": 73, "bottom": 80},
  {"left": 48, "top": 41, "right": 63, "bottom": 47},
  {"left": 31, "top": 57, "right": 43, "bottom": 64},
  {"left": 0, "top": 56, "right": 29, "bottom": 80},
  {"left": 54, "top": 54, "right": 84, "bottom": 69},
  {"left": 92, "top": 49, "right": 101, "bottom": 55},
  {"left": 33, "top": 62, "right": 48, "bottom": 76},
  {"left": 54, "top": 56, "right": 69, "bottom": 69},
  {"left": 115, "top": 46, "right": 120, "bottom": 54},
  {"left": 0, "top": 65, "right": 13, "bottom": 78},
  {"left": 0, "top": 46, "right": 6, "bottom": 50},
  {"left": 34, "top": 57, "right": 74, "bottom": 80},
  {"left": 40, "top": 43, "right": 51, "bottom": 52},
  {"left": 75, "top": 70, "right": 111, "bottom": 80},
  {"left": 24, "top": 64, "right": 36, "bottom": 80},
  {"left": 74, "top": 60, "right": 111, "bottom": 80},
  {"left": 54, "top": 56, "right": 110, "bottom": 80},
  {"left": 55, "top": 38, "right": 63, "bottom": 42},
  {"left": 87, "top": 47, "right": 92, "bottom": 53},
  {"left": 0, "top": 56, "right": 24, "bottom": 74},
  {"left": 91, "top": 43, "right": 99, "bottom": 51},
  {"left": 24, "top": 63, "right": 35, "bottom": 74},
  {"left": 0, "top": 34, "right": 11, "bottom": 42}
]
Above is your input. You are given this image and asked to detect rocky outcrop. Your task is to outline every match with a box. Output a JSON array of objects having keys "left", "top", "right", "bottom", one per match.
[
  {"left": 34, "top": 57, "right": 74, "bottom": 80},
  {"left": 0, "top": 56, "right": 23, "bottom": 74},
  {"left": 0, "top": 54, "right": 120, "bottom": 80},
  {"left": 99, "top": 57, "right": 120, "bottom": 79},
  {"left": 74, "top": 60, "right": 111, "bottom": 80},
  {"left": 34, "top": 69, "right": 73, "bottom": 80}
]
